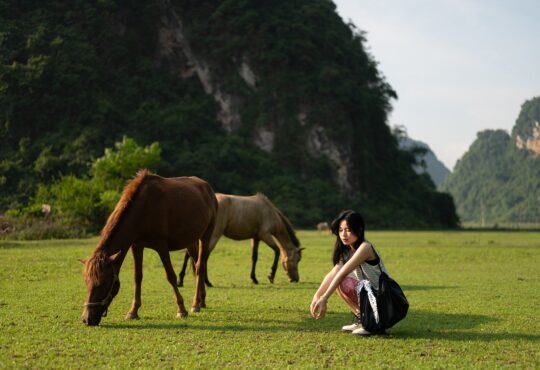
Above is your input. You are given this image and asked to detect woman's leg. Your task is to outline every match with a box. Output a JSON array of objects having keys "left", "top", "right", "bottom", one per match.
[{"left": 337, "top": 276, "right": 360, "bottom": 316}]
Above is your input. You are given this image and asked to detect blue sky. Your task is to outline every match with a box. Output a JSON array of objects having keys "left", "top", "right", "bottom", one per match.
[{"left": 333, "top": 0, "right": 540, "bottom": 170}]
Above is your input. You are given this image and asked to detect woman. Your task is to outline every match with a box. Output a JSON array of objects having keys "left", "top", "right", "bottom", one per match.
[{"left": 310, "top": 210, "right": 390, "bottom": 336}]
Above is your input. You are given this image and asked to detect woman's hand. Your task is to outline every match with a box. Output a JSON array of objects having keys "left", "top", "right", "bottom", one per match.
[
  {"left": 310, "top": 296, "right": 328, "bottom": 319},
  {"left": 310, "top": 295, "right": 319, "bottom": 317}
]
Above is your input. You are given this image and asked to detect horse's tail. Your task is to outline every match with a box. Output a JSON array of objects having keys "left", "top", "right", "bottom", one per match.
[
  {"left": 257, "top": 193, "right": 300, "bottom": 248},
  {"left": 95, "top": 169, "right": 153, "bottom": 251}
]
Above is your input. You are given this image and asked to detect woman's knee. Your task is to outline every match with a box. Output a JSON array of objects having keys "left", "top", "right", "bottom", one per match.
[{"left": 339, "top": 276, "right": 358, "bottom": 302}]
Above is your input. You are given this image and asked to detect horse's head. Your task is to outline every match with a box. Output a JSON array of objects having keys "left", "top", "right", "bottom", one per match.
[
  {"left": 81, "top": 252, "right": 121, "bottom": 326},
  {"left": 282, "top": 247, "right": 304, "bottom": 282}
]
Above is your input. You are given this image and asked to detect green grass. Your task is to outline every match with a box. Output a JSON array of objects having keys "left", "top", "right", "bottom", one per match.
[{"left": 0, "top": 231, "right": 539, "bottom": 369}]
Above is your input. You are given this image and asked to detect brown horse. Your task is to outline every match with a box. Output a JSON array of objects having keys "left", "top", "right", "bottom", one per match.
[
  {"left": 81, "top": 170, "right": 217, "bottom": 326},
  {"left": 178, "top": 193, "right": 303, "bottom": 287}
]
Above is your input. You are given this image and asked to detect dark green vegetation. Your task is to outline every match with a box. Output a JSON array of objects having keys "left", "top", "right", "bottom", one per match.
[
  {"left": 1, "top": 231, "right": 538, "bottom": 368},
  {"left": 0, "top": 0, "right": 458, "bottom": 233},
  {"left": 441, "top": 96, "right": 540, "bottom": 225}
]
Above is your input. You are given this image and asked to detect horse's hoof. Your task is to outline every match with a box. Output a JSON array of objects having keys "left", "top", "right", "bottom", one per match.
[
  {"left": 268, "top": 275, "right": 274, "bottom": 284},
  {"left": 125, "top": 312, "right": 139, "bottom": 320},
  {"left": 251, "top": 277, "right": 259, "bottom": 284},
  {"left": 191, "top": 306, "right": 201, "bottom": 313},
  {"left": 177, "top": 311, "right": 188, "bottom": 319}
]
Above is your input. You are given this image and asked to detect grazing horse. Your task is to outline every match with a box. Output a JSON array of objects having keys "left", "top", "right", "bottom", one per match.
[
  {"left": 81, "top": 170, "right": 217, "bottom": 326},
  {"left": 178, "top": 193, "right": 303, "bottom": 287},
  {"left": 316, "top": 222, "right": 330, "bottom": 233}
]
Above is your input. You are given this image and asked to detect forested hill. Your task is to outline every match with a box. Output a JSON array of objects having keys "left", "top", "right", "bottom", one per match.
[
  {"left": 440, "top": 97, "right": 540, "bottom": 225},
  {"left": 0, "top": 0, "right": 458, "bottom": 229}
]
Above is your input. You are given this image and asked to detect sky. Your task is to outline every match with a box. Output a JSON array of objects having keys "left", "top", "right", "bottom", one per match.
[{"left": 333, "top": 0, "right": 540, "bottom": 170}]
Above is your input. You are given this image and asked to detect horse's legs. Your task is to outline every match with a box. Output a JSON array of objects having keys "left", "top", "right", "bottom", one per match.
[
  {"left": 157, "top": 247, "right": 188, "bottom": 318},
  {"left": 187, "top": 240, "right": 206, "bottom": 311},
  {"left": 250, "top": 238, "right": 260, "bottom": 284},
  {"left": 202, "top": 234, "right": 220, "bottom": 288},
  {"left": 126, "top": 244, "right": 143, "bottom": 320},
  {"left": 177, "top": 251, "right": 190, "bottom": 287},
  {"left": 260, "top": 234, "right": 280, "bottom": 284}
]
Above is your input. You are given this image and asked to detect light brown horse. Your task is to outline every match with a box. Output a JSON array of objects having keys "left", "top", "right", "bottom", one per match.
[
  {"left": 178, "top": 193, "right": 303, "bottom": 287},
  {"left": 81, "top": 170, "right": 217, "bottom": 326}
]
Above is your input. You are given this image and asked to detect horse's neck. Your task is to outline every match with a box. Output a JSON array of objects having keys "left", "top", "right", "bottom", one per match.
[{"left": 97, "top": 232, "right": 133, "bottom": 267}]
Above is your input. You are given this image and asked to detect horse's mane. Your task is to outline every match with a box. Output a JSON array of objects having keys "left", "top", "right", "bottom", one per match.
[
  {"left": 95, "top": 169, "right": 153, "bottom": 252},
  {"left": 256, "top": 193, "right": 300, "bottom": 248},
  {"left": 84, "top": 250, "right": 109, "bottom": 285}
]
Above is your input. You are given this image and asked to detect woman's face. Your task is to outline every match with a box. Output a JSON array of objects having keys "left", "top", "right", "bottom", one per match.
[{"left": 339, "top": 219, "right": 358, "bottom": 246}]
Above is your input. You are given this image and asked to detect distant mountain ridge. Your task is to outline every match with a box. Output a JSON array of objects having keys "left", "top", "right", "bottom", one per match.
[{"left": 398, "top": 136, "right": 451, "bottom": 187}]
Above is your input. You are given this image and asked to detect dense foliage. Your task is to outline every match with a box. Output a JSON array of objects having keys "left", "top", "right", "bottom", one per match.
[
  {"left": 0, "top": 0, "right": 458, "bottom": 234},
  {"left": 441, "top": 97, "right": 540, "bottom": 224}
]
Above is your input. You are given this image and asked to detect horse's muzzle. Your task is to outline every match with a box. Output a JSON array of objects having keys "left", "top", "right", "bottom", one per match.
[
  {"left": 82, "top": 316, "right": 102, "bottom": 326},
  {"left": 82, "top": 307, "right": 104, "bottom": 326}
]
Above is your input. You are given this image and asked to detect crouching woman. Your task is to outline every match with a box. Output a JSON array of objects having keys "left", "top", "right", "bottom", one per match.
[{"left": 310, "top": 210, "right": 390, "bottom": 336}]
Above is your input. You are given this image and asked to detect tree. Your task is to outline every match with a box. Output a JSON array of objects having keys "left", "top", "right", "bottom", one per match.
[{"left": 30, "top": 136, "right": 161, "bottom": 231}]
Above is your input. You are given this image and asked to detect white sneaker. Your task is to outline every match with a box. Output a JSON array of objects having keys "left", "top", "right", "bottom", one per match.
[
  {"left": 342, "top": 322, "right": 363, "bottom": 332},
  {"left": 351, "top": 327, "right": 372, "bottom": 336}
]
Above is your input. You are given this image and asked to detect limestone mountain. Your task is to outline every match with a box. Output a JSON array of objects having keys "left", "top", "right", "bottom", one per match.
[
  {"left": 0, "top": 0, "right": 458, "bottom": 228},
  {"left": 440, "top": 96, "right": 540, "bottom": 225}
]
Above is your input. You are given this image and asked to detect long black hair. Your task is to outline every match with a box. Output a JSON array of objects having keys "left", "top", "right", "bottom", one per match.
[{"left": 330, "top": 210, "right": 365, "bottom": 265}]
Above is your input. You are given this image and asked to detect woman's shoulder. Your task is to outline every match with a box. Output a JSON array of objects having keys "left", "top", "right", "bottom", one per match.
[
  {"left": 360, "top": 240, "right": 374, "bottom": 250},
  {"left": 360, "top": 240, "right": 379, "bottom": 262}
]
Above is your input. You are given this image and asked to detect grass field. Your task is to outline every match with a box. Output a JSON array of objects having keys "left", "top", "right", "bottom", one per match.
[{"left": 0, "top": 230, "right": 539, "bottom": 369}]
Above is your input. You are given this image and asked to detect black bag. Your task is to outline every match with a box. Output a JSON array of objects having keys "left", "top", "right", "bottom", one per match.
[{"left": 358, "top": 261, "right": 409, "bottom": 333}]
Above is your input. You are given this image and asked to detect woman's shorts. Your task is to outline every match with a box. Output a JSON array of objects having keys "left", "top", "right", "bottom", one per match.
[{"left": 339, "top": 276, "right": 359, "bottom": 302}]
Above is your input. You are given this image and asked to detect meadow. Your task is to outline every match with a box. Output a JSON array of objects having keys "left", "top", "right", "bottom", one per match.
[{"left": 0, "top": 230, "right": 539, "bottom": 369}]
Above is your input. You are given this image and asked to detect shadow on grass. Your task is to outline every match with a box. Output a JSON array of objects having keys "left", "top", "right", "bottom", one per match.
[
  {"left": 102, "top": 308, "right": 540, "bottom": 343},
  {"left": 204, "top": 283, "right": 451, "bottom": 292},
  {"left": 401, "top": 284, "right": 457, "bottom": 291},
  {"left": 361, "top": 309, "right": 539, "bottom": 342},
  {"left": 208, "top": 282, "right": 320, "bottom": 291},
  {"left": 0, "top": 242, "right": 21, "bottom": 249},
  {"left": 0, "top": 239, "right": 93, "bottom": 249}
]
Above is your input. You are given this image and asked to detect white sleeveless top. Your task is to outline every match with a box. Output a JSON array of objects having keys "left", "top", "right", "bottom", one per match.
[{"left": 342, "top": 242, "right": 389, "bottom": 288}]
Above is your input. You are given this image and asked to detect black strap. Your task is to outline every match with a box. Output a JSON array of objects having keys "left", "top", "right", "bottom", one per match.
[{"left": 359, "top": 243, "right": 383, "bottom": 278}]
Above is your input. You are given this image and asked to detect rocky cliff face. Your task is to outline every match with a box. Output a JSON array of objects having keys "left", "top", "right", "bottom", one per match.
[
  {"left": 512, "top": 96, "right": 540, "bottom": 156},
  {"left": 515, "top": 120, "right": 540, "bottom": 155},
  {"left": 155, "top": 0, "right": 355, "bottom": 189},
  {"left": 157, "top": 0, "right": 243, "bottom": 132}
]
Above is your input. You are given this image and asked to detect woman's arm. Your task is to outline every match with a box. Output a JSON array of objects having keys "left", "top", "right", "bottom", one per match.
[
  {"left": 320, "top": 242, "right": 374, "bottom": 300},
  {"left": 313, "top": 264, "right": 341, "bottom": 300},
  {"left": 311, "top": 242, "right": 375, "bottom": 319},
  {"left": 310, "top": 264, "right": 341, "bottom": 317}
]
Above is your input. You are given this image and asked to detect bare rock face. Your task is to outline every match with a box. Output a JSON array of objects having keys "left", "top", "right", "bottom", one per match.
[
  {"left": 307, "top": 125, "right": 352, "bottom": 191},
  {"left": 156, "top": 0, "right": 243, "bottom": 132},
  {"left": 155, "top": 1, "right": 354, "bottom": 191},
  {"left": 254, "top": 127, "right": 274, "bottom": 152},
  {"left": 236, "top": 58, "right": 258, "bottom": 90},
  {"left": 516, "top": 121, "right": 540, "bottom": 155}
]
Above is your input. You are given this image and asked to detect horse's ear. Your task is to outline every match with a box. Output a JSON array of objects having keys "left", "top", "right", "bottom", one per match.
[
  {"left": 109, "top": 251, "right": 122, "bottom": 264},
  {"left": 299, "top": 247, "right": 306, "bottom": 252},
  {"left": 79, "top": 259, "right": 86, "bottom": 265}
]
